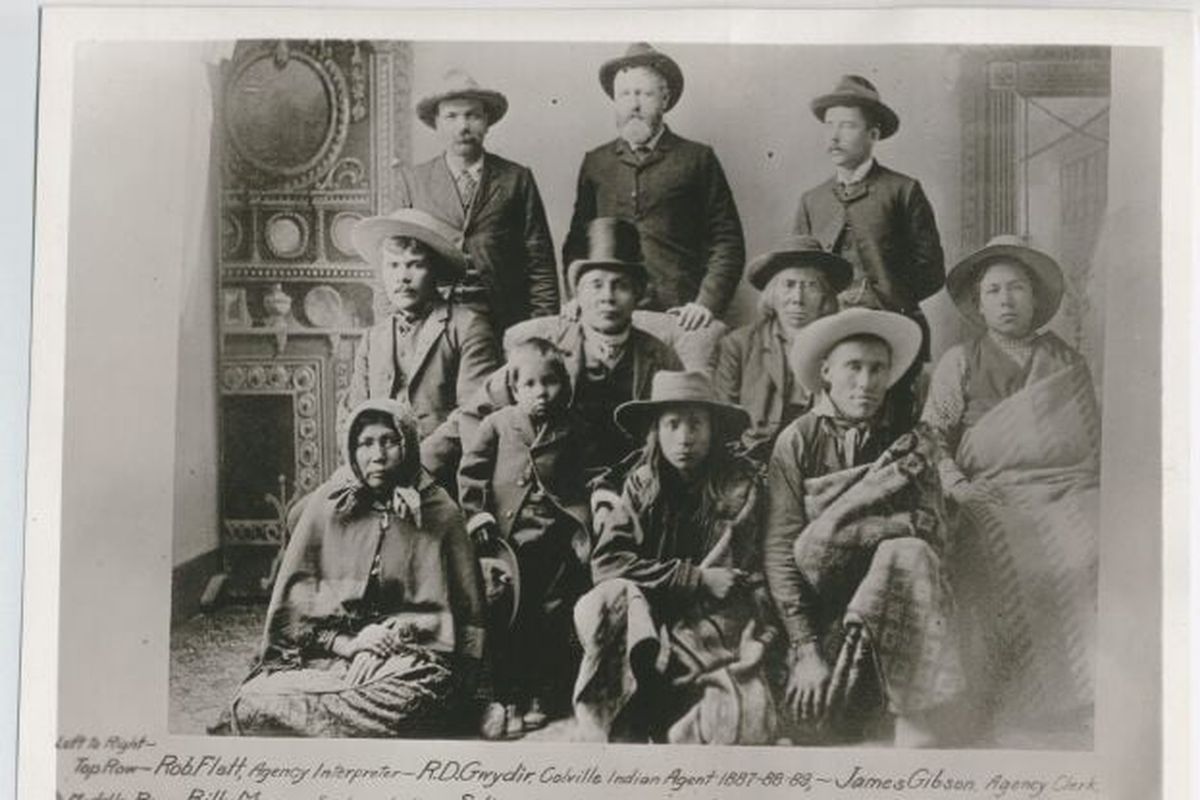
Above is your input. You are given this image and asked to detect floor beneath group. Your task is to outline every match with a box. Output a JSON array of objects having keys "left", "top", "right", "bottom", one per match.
[
  {"left": 168, "top": 602, "right": 582, "bottom": 739},
  {"left": 168, "top": 603, "right": 880, "bottom": 745},
  {"left": 169, "top": 603, "right": 1088, "bottom": 749}
]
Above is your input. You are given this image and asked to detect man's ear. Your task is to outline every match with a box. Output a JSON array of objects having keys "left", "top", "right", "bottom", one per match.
[{"left": 819, "top": 358, "right": 831, "bottom": 384}]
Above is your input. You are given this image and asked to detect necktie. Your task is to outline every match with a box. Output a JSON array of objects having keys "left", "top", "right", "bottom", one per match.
[
  {"left": 634, "top": 145, "right": 652, "bottom": 162},
  {"left": 457, "top": 170, "right": 478, "bottom": 211}
]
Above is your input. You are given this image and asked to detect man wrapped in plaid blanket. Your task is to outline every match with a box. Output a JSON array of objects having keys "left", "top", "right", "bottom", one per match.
[{"left": 764, "top": 308, "right": 965, "bottom": 747}]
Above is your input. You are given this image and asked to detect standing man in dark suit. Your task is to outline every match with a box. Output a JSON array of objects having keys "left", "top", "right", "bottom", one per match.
[
  {"left": 794, "top": 75, "right": 945, "bottom": 426},
  {"left": 563, "top": 43, "right": 745, "bottom": 331},
  {"left": 400, "top": 69, "right": 559, "bottom": 332}
]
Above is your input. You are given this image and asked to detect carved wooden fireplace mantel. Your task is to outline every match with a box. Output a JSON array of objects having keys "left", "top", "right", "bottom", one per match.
[{"left": 214, "top": 40, "right": 412, "bottom": 597}]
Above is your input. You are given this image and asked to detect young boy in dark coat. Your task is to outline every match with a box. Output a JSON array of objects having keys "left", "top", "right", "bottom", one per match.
[{"left": 457, "top": 338, "right": 592, "bottom": 736}]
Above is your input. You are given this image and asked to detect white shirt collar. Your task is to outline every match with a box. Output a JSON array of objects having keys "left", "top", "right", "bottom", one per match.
[
  {"left": 623, "top": 124, "right": 666, "bottom": 153},
  {"left": 444, "top": 153, "right": 484, "bottom": 181},
  {"left": 836, "top": 156, "right": 876, "bottom": 186}
]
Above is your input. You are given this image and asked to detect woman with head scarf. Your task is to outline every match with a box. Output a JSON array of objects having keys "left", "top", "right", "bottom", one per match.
[
  {"left": 714, "top": 236, "right": 851, "bottom": 461},
  {"left": 223, "top": 398, "right": 486, "bottom": 738},
  {"left": 572, "top": 371, "right": 778, "bottom": 745}
]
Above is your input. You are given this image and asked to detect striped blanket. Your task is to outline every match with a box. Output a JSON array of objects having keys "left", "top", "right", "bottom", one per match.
[
  {"left": 954, "top": 362, "right": 1100, "bottom": 730},
  {"left": 794, "top": 427, "right": 965, "bottom": 719}
]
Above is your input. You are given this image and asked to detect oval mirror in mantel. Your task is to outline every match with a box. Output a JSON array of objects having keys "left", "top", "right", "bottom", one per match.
[{"left": 224, "top": 43, "right": 349, "bottom": 187}]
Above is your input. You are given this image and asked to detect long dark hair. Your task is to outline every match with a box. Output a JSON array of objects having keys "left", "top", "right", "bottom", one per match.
[{"left": 633, "top": 406, "right": 737, "bottom": 531}]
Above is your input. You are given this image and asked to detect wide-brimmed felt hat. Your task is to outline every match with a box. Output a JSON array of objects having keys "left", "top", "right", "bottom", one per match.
[
  {"left": 351, "top": 208, "right": 467, "bottom": 282},
  {"left": 945, "top": 234, "right": 1065, "bottom": 330},
  {"left": 566, "top": 217, "right": 650, "bottom": 289},
  {"left": 615, "top": 371, "right": 751, "bottom": 442},
  {"left": 599, "top": 43, "right": 684, "bottom": 111},
  {"left": 789, "top": 308, "right": 922, "bottom": 395},
  {"left": 747, "top": 234, "right": 854, "bottom": 292},
  {"left": 415, "top": 68, "right": 509, "bottom": 129},
  {"left": 811, "top": 75, "right": 900, "bottom": 140}
]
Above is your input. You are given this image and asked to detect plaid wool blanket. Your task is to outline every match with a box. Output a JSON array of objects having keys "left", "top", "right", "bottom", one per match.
[{"left": 793, "top": 426, "right": 965, "bottom": 717}]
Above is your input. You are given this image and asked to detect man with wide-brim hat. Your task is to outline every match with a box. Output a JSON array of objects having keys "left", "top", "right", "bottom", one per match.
[
  {"left": 715, "top": 236, "right": 854, "bottom": 460},
  {"left": 430, "top": 217, "right": 682, "bottom": 486},
  {"left": 399, "top": 67, "right": 558, "bottom": 333},
  {"left": 574, "top": 369, "right": 777, "bottom": 743},
  {"left": 563, "top": 43, "right": 745, "bottom": 332},
  {"left": 343, "top": 207, "right": 501, "bottom": 489},
  {"left": 764, "top": 307, "right": 963, "bottom": 747},
  {"left": 615, "top": 370, "right": 751, "bottom": 445},
  {"left": 793, "top": 74, "right": 945, "bottom": 428}
]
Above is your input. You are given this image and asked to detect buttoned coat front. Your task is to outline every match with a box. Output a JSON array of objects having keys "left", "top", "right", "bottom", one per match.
[
  {"left": 458, "top": 405, "right": 589, "bottom": 541},
  {"left": 562, "top": 128, "right": 745, "bottom": 315},
  {"left": 343, "top": 301, "right": 500, "bottom": 441},
  {"left": 398, "top": 152, "right": 559, "bottom": 329},
  {"left": 793, "top": 161, "right": 944, "bottom": 317}
]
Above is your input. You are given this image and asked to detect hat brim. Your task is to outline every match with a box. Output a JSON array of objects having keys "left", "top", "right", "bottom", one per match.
[
  {"left": 614, "top": 399, "right": 751, "bottom": 443},
  {"left": 811, "top": 93, "right": 900, "bottom": 139},
  {"left": 416, "top": 89, "right": 509, "bottom": 129},
  {"left": 747, "top": 249, "right": 854, "bottom": 292},
  {"left": 351, "top": 217, "right": 467, "bottom": 281},
  {"left": 477, "top": 536, "right": 521, "bottom": 629},
  {"left": 567, "top": 259, "right": 649, "bottom": 290},
  {"left": 599, "top": 53, "right": 684, "bottom": 111},
  {"left": 789, "top": 308, "right": 922, "bottom": 395},
  {"left": 946, "top": 244, "right": 1065, "bottom": 330}
]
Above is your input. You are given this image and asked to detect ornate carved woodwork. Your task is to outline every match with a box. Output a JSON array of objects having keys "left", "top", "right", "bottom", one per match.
[
  {"left": 216, "top": 40, "right": 412, "bottom": 596},
  {"left": 958, "top": 46, "right": 1110, "bottom": 384}
]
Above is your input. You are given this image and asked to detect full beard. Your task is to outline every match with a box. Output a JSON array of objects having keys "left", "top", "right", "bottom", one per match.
[{"left": 619, "top": 116, "right": 656, "bottom": 145}]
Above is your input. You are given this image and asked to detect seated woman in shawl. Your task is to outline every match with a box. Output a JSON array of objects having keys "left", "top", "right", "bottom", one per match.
[
  {"left": 921, "top": 235, "right": 1100, "bottom": 747},
  {"left": 223, "top": 398, "right": 486, "bottom": 738},
  {"left": 572, "top": 371, "right": 778, "bottom": 745},
  {"left": 715, "top": 235, "right": 851, "bottom": 461}
]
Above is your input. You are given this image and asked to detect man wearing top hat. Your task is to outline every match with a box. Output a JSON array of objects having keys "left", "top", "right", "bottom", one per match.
[
  {"left": 764, "top": 308, "right": 963, "bottom": 747},
  {"left": 793, "top": 75, "right": 946, "bottom": 425},
  {"left": 563, "top": 43, "right": 745, "bottom": 331},
  {"left": 443, "top": 217, "right": 683, "bottom": 483},
  {"left": 398, "top": 68, "right": 558, "bottom": 332},
  {"left": 715, "top": 235, "right": 853, "bottom": 461},
  {"left": 344, "top": 207, "right": 501, "bottom": 483}
]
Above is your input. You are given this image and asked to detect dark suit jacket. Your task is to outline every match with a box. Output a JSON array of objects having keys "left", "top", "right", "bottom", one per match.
[
  {"left": 457, "top": 405, "right": 589, "bottom": 542},
  {"left": 793, "top": 161, "right": 944, "bottom": 316},
  {"left": 343, "top": 301, "right": 500, "bottom": 444},
  {"left": 562, "top": 128, "right": 745, "bottom": 315},
  {"left": 399, "top": 151, "right": 559, "bottom": 328},
  {"left": 714, "top": 315, "right": 810, "bottom": 458}
]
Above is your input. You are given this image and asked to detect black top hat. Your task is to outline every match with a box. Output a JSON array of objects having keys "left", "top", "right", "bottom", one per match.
[
  {"left": 599, "top": 43, "right": 685, "bottom": 111},
  {"left": 566, "top": 217, "right": 650, "bottom": 288},
  {"left": 811, "top": 75, "right": 900, "bottom": 139}
]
